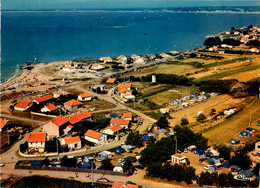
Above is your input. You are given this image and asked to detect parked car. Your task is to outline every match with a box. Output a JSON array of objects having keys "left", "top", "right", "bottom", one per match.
[
  {"left": 0, "top": 163, "right": 5, "bottom": 167},
  {"left": 96, "top": 178, "right": 109, "bottom": 183},
  {"left": 204, "top": 165, "right": 213, "bottom": 170}
]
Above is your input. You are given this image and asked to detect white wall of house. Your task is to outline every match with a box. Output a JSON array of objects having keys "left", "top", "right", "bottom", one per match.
[
  {"left": 42, "top": 122, "right": 60, "bottom": 138},
  {"left": 78, "top": 96, "right": 92, "bottom": 101},
  {"left": 14, "top": 107, "right": 27, "bottom": 111},
  {"left": 68, "top": 141, "right": 81, "bottom": 149},
  {"left": 134, "top": 58, "right": 145, "bottom": 64},
  {"left": 85, "top": 134, "right": 107, "bottom": 144},
  {"left": 40, "top": 106, "right": 51, "bottom": 113},
  {"left": 28, "top": 141, "right": 46, "bottom": 152},
  {"left": 103, "top": 129, "right": 115, "bottom": 135}
]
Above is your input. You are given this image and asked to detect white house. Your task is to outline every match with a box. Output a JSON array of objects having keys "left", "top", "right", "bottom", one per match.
[
  {"left": 84, "top": 130, "right": 107, "bottom": 144},
  {"left": 123, "top": 93, "right": 135, "bottom": 102},
  {"left": 33, "top": 94, "right": 54, "bottom": 105},
  {"left": 78, "top": 93, "right": 92, "bottom": 102},
  {"left": 63, "top": 61, "right": 76, "bottom": 72},
  {"left": 14, "top": 101, "right": 32, "bottom": 111},
  {"left": 40, "top": 104, "right": 58, "bottom": 113},
  {"left": 27, "top": 132, "right": 47, "bottom": 153},
  {"left": 90, "top": 63, "right": 105, "bottom": 70},
  {"left": 110, "top": 119, "right": 130, "bottom": 129},
  {"left": 61, "top": 136, "right": 81, "bottom": 150},
  {"left": 102, "top": 124, "right": 123, "bottom": 135},
  {"left": 133, "top": 57, "right": 147, "bottom": 64},
  {"left": 131, "top": 54, "right": 141, "bottom": 60},
  {"left": 171, "top": 153, "right": 188, "bottom": 166},
  {"left": 100, "top": 57, "right": 113, "bottom": 63},
  {"left": 116, "top": 55, "right": 127, "bottom": 64},
  {"left": 250, "top": 48, "right": 259, "bottom": 53},
  {"left": 42, "top": 116, "right": 69, "bottom": 138},
  {"left": 159, "top": 53, "right": 171, "bottom": 58},
  {"left": 121, "top": 113, "right": 133, "bottom": 121}
]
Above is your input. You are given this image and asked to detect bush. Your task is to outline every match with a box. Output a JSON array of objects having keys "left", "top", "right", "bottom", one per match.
[
  {"left": 180, "top": 117, "right": 189, "bottom": 125},
  {"left": 196, "top": 113, "right": 206, "bottom": 121},
  {"left": 101, "top": 158, "right": 114, "bottom": 170}
]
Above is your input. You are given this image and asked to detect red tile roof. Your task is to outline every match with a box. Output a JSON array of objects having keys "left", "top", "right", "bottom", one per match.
[
  {"left": 122, "top": 113, "right": 132, "bottom": 119},
  {"left": 118, "top": 83, "right": 132, "bottom": 93},
  {"left": 112, "top": 182, "right": 138, "bottom": 188},
  {"left": 106, "top": 78, "right": 116, "bottom": 84},
  {"left": 14, "top": 101, "right": 31, "bottom": 108},
  {"left": 84, "top": 130, "right": 102, "bottom": 139},
  {"left": 52, "top": 116, "right": 69, "bottom": 126},
  {"left": 27, "top": 132, "right": 46, "bottom": 142},
  {"left": 45, "top": 104, "right": 57, "bottom": 111},
  {"left": 64, "top": 99, "right": 82, "bottom": 106},
  {"left": 79, "top": 93, "right": 92, "bottom": 98},
  {"left": 69, "top": 111, "right": 91, "bottom": 125},
  {"left": 34, "top": 94, "right": 53, "bottom": 103},
  {"left": 1, "top": 119, "right": 11, "bottom": 129},
  {"left": 110, "top": 119, "right": 130, "bottom": 125},
  {"left": 64, "top": 136, "right": 81, "bottom": 144},
  {"left": 100, "top": 57, "right": 112, "bottom": 60},
  {"left": 105, "top": 124, "right": 123, "bottom": 133}
]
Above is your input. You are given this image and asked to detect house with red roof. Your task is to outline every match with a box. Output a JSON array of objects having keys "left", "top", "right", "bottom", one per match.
[
  {"left": 33, "top": 94, "right": 54, "bottom": 105},
  {"left": 40, "top": 104, "right": 58, "bottom": 113},
  {"left": 99, "top": 57, "right": 113, "bottom": 63},
  {"left": 250, "top": 47, "right": 259, "bottom": 53},
  {"left": 106, "top": 78, "right": 116, "bottom": 84},
  {"left": 112, "top": 182, "right": 138, "bottom": 188},
  {"left": 64, "top": 99, "right": 83, "bottom": 111},
  {"left": 69, "top": 111, "right": 92, "bottom": 125},
  {"left": 0, "top": 119, "right": 12, "bottom": 132},
  {"left": 110, "top": 119, "right": 130, "bottom": 129},
  {"left": 116, "top": 55, "right": 127, "bottom": 64},
  {"left": 27, "top": 132, "right": 47, "bottom": 153},
  {"left": 102, "top": 124, "right": 123, "bottom": 135},
  {"left": 61, "top": 136, "right": 81, "bottom": 150},
  {"left": 78, "top": 93, "right": 92, "bottom": 102},
  {"left": 42, "top": 116, "right": 69, "bottom": 138},
  {"left": 84, "top": 130, "right": 107, "bottom": 144},
  {"left": 14, "top": 100, "right": 32, "bottom": 111},
  {"left": 121, "top": 113, "right": 133, "bottom": 121},
  {"left": 90, "top": 63, "right": 105, "bottom": 70}
]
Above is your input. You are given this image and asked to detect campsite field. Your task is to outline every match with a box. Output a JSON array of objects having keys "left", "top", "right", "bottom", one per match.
[{"left": 203, "top": 97, "right": 260, "bottom": 146}]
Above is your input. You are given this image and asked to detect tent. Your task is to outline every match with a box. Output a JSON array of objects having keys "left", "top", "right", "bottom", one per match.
[
  {"left": 148, "top": 132, "right": 158, "bottom": 138},
  {"left": 230, "top": 139, "right": 240, "bottom": 145},
  {"left": 212, "top": 158, "right": 221, "bottom": 164},
  {"left": 124, "top": 156, "right": 137, "bottom": 162},
  {"left": 135, "top": 161, "right": 144, "bottom": 169},
  {"left": 239, "top": 170, "right": 253, "bottom": 178},
  {"left": 142, "top": 135, "right": 151, "bottom": 142},
  {"left": 205, "top": 151, "right": 214, "bottom": 157},
  {"left": 209, "top": 166, "right": 216, "bottom": 172},
  {"left": 246, "top": 127, "right": 254, "bottom": 131},
  {"left": 199, "top": 154, "right": 207, "bottom": 160},
  {"left": 158, "top": 128, "right": 167, "bottom": 133},
  {"left": 194, "top": 148, "right": 205, "bottom": 155},
  {"left": 223, "top": 161, "right": 231, "bottom": 168},
  {"left": 114, "top": 147, "right": 125, "bottom": 155},
  {"left": 239, "top": 131, "right": 251, "bottom": 138},
  {"left": 205, "top": 158, "right": 215, "bottom": 165},
  {"left": 81, "top": 163, "right": 91, "bottom": 169},
  {"left": 231, "top": 165, "right": 242, "bottom": 172}
]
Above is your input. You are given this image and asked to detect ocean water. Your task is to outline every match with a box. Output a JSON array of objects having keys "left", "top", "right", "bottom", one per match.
[{"left": 1, "top": 11, "right": 260, "bottom": 83}]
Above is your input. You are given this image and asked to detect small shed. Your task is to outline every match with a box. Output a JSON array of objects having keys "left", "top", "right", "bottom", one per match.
[
  {"left": 98, "top": 151, "right": 112, "bottom": 160},
  {"left": 113, "top": 166, "right": 123, "bottom": 173}
]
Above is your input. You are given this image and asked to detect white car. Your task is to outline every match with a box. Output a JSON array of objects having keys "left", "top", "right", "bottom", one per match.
[{"left": 0, "top": 164, "right": 5, "bottom": 167}]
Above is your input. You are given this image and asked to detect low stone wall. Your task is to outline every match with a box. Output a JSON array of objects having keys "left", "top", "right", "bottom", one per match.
[
  {"left": 15, "top": 165, "right": 129, "bottom": 176},
  {"left": 19, "top": 150, "right": 58, "bottom": 157}
]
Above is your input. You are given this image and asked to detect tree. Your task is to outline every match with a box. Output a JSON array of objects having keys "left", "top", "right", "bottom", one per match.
[
  {"left": 101, "top": 158, "right": 114, "bottom": 170},
  {"left": 210, "top": 108, "right": 216, "bottom": 116},
  {"left": 180, "top": 117, "right": 189, "bottom": 125},
  {"left": 196, "top": 113, "right": 206, "bottom": 121},
  {"left": 157, "top": 116, "right": 169, "bottom": 128},
  {"left": 20, "top": 142, "right": 28, "bottom": 153},
  {"left": 60, "top": 156, "right": 77, "bottom": 168},
  {"left": 125, "top": 131, "right": 143, "bottom": 148},
  {"left": 215, "top": 144, "right": 232, "bottom": 160},
  {"left": 41, "top": 158, "right": 50, "bottom": 167},
  {"left": 231, "top": 26, "right": 235, "bottom": 31},
  {"left": 252, "top": 163, "right": 259, "bottom": 176},
  {"left": 204, "top": 37, "right": 217, "bottom": 47},
  {"left": 231, "top": 151, "right": 252, "bottom": 169},
  {"left": 123, "top": 160, "right": 135, "bottom": 174}
]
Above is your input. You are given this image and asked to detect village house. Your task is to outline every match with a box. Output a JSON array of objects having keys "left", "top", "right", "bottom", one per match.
[
  {"left": 170, "top": 51, "right": 179, "bottom": 55},
  {"left": 84, "top": 129, "right": 107, "bottom": 144},
  {"left": 42, "top": 116, "right": 69, "bottom": 138},
  {"left": 123, "top": 93, "right": 135, "bottom": 102},
  {"left": 78, "top": 93, "right": 92, "bottom": 102},
  {"left": 121, "top": 113, "right": 133, "bottom": 121},
  {"left": 27, "top": 132, "right": 47, "bottom": 153},
  {"left": 110, "top": 119, "right": 130, "bottom": 129},
  {"left": 62, "top": 61, "right": 76, "bottom": 72},
  {"left": 64, "top": 99, "right": 83, "bottom": 111},
  {"left": 208, "top": 46, "right": 218, "bottom": 52},
  {"left": 102, "top": 124, "right": 124, "bottom": 135},
  {"left": 53, "top": 90, "right": 70, "bottom": 98},
  {"left": 99, "top": 57, "right": 113, "bottom": 63},
  {"left": 69, "top": 111, "right": 92, "bottom": 126},
  {"left": 116, "top": 55, "right": 127, "bottom": 64},
  {"left": 250, "top": 47, "right": 259, "bottom": 53},
  {"left": 118, "top": 63, "right": 129, "bottom": 69},
  {"left": 171, "top": 153, "right": 189, "bottom": 167},
  {"left": 91, "top": 85, "right": 106, "bottom": 92},
  {"left": 106, "top": 78, "right": 116, "bottom": 84},
  {"left": 145, "top": 54, "right": 156, "bottom": 60},
  {"left": 14, "top": 100, "right": 32, "bottom": 111},
  {"left": 61, "top": 136, "right": 81, "bottom": 150},
  {"left": 90, "top": 63, "right": 105, "bottom": 70},
  {"left": 40, "top": 104, "right": 58, "bottom": 113},
  {"left": 131, "top": 54, "right": 141, "bottom": 60},
  {"left": 159, "top": 53, "right": 171, "bottom": 58},
  {"left": 133, "top": 57, "right": 147, "bottom": 64},
  {"left": 0, "top": 119, "right": 12, "bottom": 132},
  {"left": 118, "top": 83, "right": 132, "bottom": 95},
  {"left": 33, "top": 94, "right": 54, "bottom": 105}
]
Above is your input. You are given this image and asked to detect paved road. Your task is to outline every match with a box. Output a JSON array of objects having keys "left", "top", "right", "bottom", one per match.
[{"left": 1, "top": 113, "right": 46, "bottom": 125}]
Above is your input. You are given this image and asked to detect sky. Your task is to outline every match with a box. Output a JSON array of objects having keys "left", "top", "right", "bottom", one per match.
[{"left": 2, "top": 0, "right": 260, "bottom": 10}]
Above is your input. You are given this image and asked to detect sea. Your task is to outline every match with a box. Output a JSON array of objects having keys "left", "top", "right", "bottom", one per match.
[{"left": 1, "top": 10, "right": 260, "bottom": 83}]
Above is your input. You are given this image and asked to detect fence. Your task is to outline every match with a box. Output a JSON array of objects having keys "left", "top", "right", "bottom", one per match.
[{"left": 15, "top": 165, "right": 129, "bottom": 176}]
